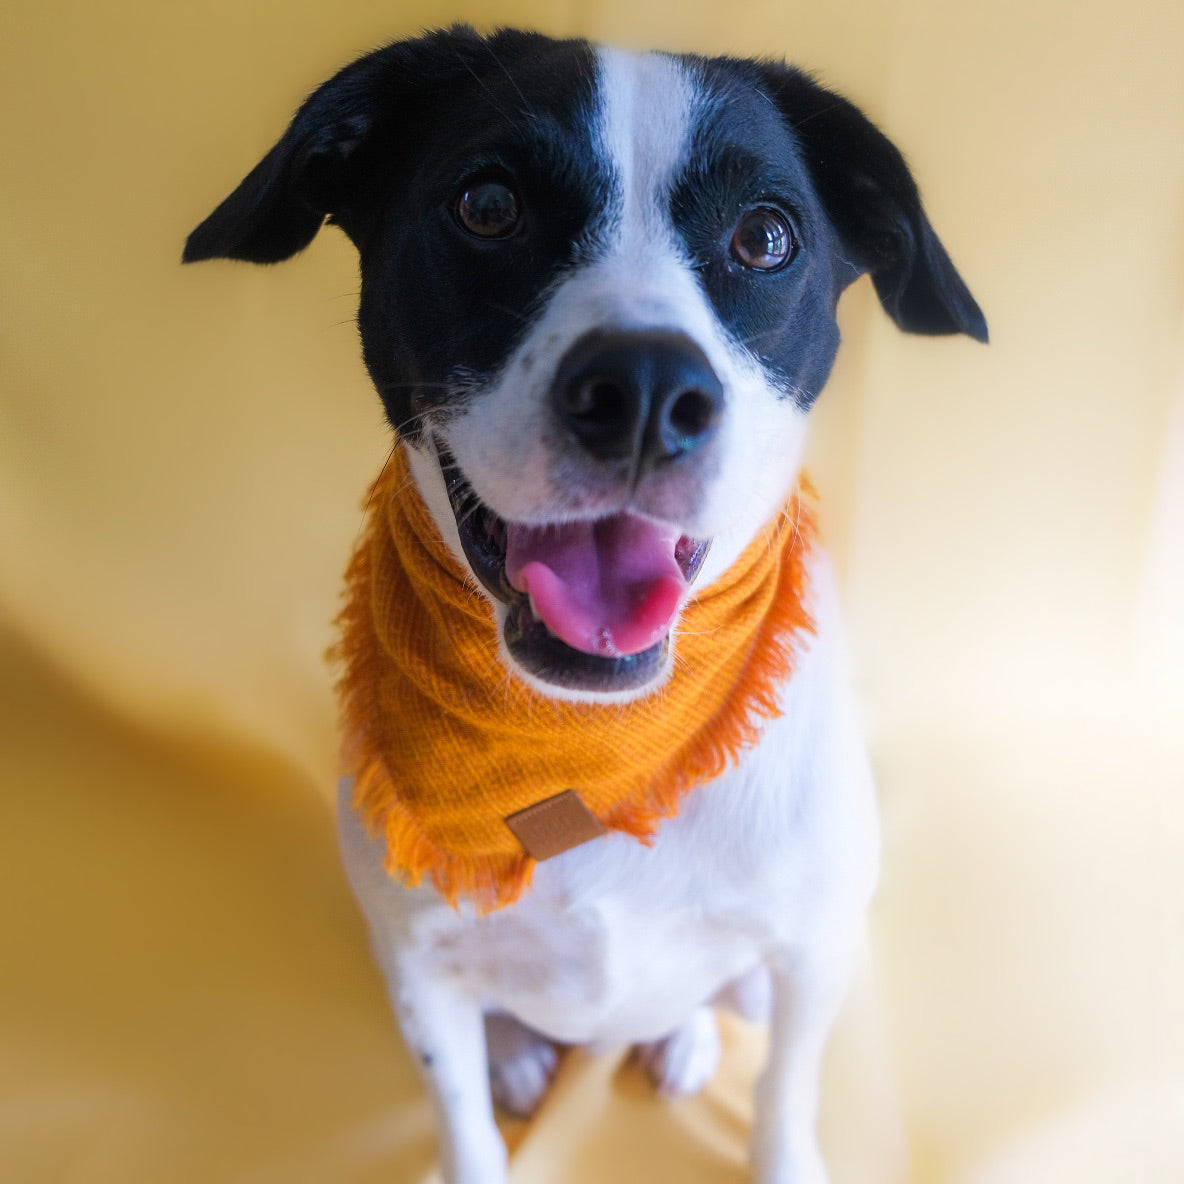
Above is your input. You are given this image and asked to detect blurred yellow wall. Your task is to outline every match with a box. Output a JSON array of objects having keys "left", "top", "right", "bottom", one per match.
[{"left": 2, "top": 2, "right": 1182, "bottom": 1182}]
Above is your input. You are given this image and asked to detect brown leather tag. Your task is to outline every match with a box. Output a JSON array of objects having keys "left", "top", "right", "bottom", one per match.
[{"left": 504, "top": 790, "right": 607, "bottom": 861}]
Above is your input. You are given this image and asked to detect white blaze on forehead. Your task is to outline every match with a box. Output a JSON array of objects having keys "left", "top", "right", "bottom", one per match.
[
  {"left": 594, "top": 47, "right": 699, "bottom": 252},
  {"left": 536, "top": 48, "right": 727, "bottom": 364}
]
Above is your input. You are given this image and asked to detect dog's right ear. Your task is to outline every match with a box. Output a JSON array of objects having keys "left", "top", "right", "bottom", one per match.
[
  {"left": 183, "top": 26, "right": 487, "bottom": 264},
  {"left": 754, "top": 63, "right": 988, "bottom": 344}
]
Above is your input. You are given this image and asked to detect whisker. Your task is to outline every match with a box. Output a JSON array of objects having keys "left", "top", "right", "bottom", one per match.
[
  {"left": 788, "top": 102, "right": 844, "bottom": 132},
  {"left": 480, "top": 39, "right": 537, "bottom": 120},
  {"left": 450, "top": 44, "right": 524, "bottom": 130},
  {"left": 359, "top": 443, "right": 399, "bottom": 522},
  {"left": 374, "top": 381, "right": 461, "bottom": 391},
  {"left": 482, "top": 300, "right": 536, "bottom": 326}
]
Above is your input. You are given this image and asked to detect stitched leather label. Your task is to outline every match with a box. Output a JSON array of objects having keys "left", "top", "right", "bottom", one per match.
[{"left": 504, "top": 790, "right": 607, "bottom": 861}]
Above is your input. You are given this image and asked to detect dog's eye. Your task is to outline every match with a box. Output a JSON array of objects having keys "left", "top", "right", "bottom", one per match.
[
  {"left": 730, "top": 206, "right": 797, "bottom": 272},
  {"left": 455, "top": 181, "right": 521, "bottom": 239}
]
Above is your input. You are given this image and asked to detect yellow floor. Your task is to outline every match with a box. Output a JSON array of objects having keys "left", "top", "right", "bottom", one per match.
[{"left": 1, "top": 623, "right": 426, "bottom": 1183}]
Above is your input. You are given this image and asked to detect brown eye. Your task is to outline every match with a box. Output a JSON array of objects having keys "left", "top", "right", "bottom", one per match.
[
  {"left": 730, "top": 206, "right": 796, "bottom": 271},
  {"left": 455, "top": 180, "right": 521, "bottom": 238}
]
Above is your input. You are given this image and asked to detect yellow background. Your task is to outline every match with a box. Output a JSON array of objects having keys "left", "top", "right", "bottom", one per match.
[{"left": 3, "top": 1, "right": 1182, "bottom": 1181}]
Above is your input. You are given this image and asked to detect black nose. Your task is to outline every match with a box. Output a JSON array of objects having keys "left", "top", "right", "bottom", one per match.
[{"left": 551, "top": 330, "right": 723, "bottom": 471}]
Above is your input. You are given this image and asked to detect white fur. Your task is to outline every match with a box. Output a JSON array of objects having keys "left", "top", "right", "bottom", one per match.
[{"left": 338, "top": 48, "right": 879, "bottom": 1184}]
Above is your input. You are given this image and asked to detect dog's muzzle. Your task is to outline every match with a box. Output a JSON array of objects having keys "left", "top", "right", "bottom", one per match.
[{"left": 440, "top": 330, "right": 721, "bottom": 693}]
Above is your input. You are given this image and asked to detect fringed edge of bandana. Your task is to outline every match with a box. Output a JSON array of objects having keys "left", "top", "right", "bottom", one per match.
[
  {"left": 328, "top": 476, "right": 535, "bottom": 914},
  {"left": 330, "top": 468, "right": 819, "bottom": 914},
  {"left": 602, "top": 488, "right": 818, "bottom": 840},
  {"left": 354, "top": 762, "right": 537, "bottom": 912}
]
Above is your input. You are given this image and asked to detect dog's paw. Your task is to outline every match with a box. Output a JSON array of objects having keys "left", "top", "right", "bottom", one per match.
[
  {"left": 485, "top": 1012, "right": 560, "bottom": 1119},
  {"left": 634, "top": 1006, "right": 721, "bottom": 1098}
]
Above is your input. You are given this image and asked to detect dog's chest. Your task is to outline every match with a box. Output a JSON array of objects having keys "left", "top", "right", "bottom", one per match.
[
  {"left": 422, "top": 845, "right": 774, "bottom": 1047},
  {"left": 406, "top": 713, "right": 857, "bottom": 1047}
]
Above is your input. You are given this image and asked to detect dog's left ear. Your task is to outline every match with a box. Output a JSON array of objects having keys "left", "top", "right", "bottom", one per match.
[
  {"left": 182, "top": 26, "right": 495, "bottom": 265},
  {"left": 759, "top": 65, "right": 988, "bottom": 343},
  {"left": 181, "top": 56, "right": 383, "bottom": 265}
]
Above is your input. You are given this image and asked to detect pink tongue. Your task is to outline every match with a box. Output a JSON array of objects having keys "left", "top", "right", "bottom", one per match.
[{"left": 505, "top": 514, "right": 687, "bottom": 657}]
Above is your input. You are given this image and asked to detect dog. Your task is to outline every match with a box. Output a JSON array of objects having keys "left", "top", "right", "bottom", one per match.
[{"left": 185, "top": 25, "right": 985, "bottom": 1184}]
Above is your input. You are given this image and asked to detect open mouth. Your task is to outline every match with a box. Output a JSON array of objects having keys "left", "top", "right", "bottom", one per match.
[{"left": 438, "top": 448, "right": 710, "bottom": 692}]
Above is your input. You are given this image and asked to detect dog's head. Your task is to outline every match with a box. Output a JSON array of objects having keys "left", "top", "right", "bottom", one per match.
[{"left": 185, "top": 26, "right": 985, "bottom": 699}]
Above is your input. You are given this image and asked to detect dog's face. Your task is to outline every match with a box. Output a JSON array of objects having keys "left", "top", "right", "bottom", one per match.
[{"left": 186, "top": 27, "right": 985, "bottom": 699}]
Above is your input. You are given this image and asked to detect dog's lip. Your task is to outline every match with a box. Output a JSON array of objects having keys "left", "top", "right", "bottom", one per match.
[
  {"left": 436, "top": 446, "right": 709, "bottom": 688},
  {"left": 504, "top": 599, "right": 673, "bottom": 692}
]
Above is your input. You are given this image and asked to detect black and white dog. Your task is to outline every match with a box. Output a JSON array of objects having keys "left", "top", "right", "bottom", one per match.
[{"left": 186, "top": 26, "right": 985, "bottom": 1184}]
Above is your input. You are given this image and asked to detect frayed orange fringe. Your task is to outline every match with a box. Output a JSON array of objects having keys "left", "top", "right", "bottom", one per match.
[{"left": 330, "top": 446, "right": 817, "bottom": 913}]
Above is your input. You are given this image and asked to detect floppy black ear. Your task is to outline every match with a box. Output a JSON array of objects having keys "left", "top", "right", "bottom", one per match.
[
  {"left": 182, "top": 59, "right": 381, "bottom": 264},
  {"left": 759, "top": 65, "right": 988, "bottom": 343},
  {"left": 182, "top": 26, "right": 488, "bottom": 264}
]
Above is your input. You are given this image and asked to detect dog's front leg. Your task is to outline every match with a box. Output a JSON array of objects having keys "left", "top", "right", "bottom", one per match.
[
  {"left": 750, "top": 947, "right": 856, "bottom": 1184},
  {"left": 382, "top": 951, "right": 507, "bottom": 1184}
]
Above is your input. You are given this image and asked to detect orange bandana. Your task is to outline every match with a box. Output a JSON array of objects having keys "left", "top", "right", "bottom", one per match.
[{"left": 333, "top": 445, "right": 817, "bottom": 912}]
